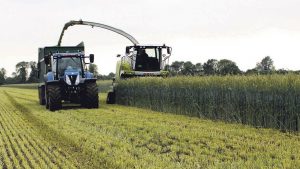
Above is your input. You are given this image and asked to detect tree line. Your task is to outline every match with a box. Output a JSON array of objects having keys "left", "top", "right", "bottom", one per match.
[
  {"left": 165, "top": 56, "right": 299, "bottom": 76},
  {"left": 0, "top": 61, "right": 115, "bottom": 85},
  {"left": 0, "top": 61, "right": 39, "bottom": 85},
  {"left": 0, "top": 56, "right": 298, "bottom": 85},
  {"left": 88, "top": 64, "right": 115, "bottom": 80}
]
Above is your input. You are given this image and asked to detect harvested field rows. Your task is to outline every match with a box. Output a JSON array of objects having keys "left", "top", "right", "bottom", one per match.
[
  {"left": 0, "top": 90, "right": 75, "bottom": 168},
  {"left": 0, "top": 87, "right": 299, "bottom": 168}
]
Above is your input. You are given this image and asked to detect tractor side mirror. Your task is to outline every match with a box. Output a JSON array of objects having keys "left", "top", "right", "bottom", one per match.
[
  {"left": 89, "top": 54, "right": 94, "bottom": 63},
  {"left": 167, "top": 47, "right": 172, "bottom": 54},
  {"left": 44, "top": 56, "right": 50, "bottom": 65},
  {"left": 125, "top": 47, "right": 130, "bottom": 55}
]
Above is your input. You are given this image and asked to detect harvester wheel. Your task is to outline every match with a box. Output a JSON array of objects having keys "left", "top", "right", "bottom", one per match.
[
  {"left": 47, "top": 85, "right": 62, "bottom": 111},
  {"left": 81, "top": 82, "right": 99, "bottom": 108},
  {"left": 106, "top": 91, "right": 116, "bottom": 104}
]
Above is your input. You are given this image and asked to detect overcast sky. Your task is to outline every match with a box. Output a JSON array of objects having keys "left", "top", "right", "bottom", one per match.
[{"left": 1, "top": 0, "right": 300, "bottom": 75}]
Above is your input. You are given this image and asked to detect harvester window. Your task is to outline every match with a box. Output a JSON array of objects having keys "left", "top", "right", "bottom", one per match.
[
  {"left": 135, "top": 48, "right": 160, "bottom": 71},
  {"left": 145, "top": 49, "right": 157, "bottom": 58}
]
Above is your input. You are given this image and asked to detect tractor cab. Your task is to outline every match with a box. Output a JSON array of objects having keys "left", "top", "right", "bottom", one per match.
[
  {"left": 45, "top": 53, "right": 93, "bottom": 83},
  {"left": 55, "top": 54, "right": 84, "bottom": 78},
  {"left": 116, "top": 45, "right": 172, "bottom": 79}
]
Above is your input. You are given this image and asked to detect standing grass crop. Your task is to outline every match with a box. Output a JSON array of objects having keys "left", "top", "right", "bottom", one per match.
[{"left": 115, "top": 75, "right": 300, "bottom": 131}]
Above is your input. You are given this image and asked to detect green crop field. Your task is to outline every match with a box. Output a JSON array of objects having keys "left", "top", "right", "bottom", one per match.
[
  {"left": 116, "top": 75, "right": 300, "bottom": 131},
  {"left": 0, "top": 86, "right": 299, "bottom": 168}
]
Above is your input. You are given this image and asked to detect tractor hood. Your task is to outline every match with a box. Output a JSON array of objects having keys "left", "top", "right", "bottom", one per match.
[{"left": 64, "top": 69, "right": 80, "bottom": 85}]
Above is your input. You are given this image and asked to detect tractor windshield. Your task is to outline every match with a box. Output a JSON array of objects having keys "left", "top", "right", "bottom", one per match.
[
  {"left": 54, "top": 57, "right": 83, "bottom": 76},
  {"left": 135, "top": 47, "right": 161, "bottom": 71}
]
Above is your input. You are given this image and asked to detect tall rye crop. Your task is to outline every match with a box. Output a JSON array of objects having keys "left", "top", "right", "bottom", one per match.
[{"left": 115, "top": 75, "right": 300, "bottom": 131}]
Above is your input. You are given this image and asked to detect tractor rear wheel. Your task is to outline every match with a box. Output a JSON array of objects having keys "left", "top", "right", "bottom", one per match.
[
  {"left": 38, "top": 85, "right": 46, "bottom": 105},
  {"left": 81, "top": 82, "right": 99, "bottom": 108},
  {"left": 106, "top": 91, "right": 116, "bottom": 104},
  {"left": 47, "top": 85, "right": 62, "bottom": 111},
  {"left": 46, "top": 98, "right": 49, "bottom": 109}
]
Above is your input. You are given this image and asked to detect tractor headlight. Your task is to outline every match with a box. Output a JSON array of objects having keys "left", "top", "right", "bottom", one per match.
[
  {"left": 75, "top": 75, "right": 80, "bottom": 85},
  {"left": 66, "top": 75, "right": 72, "bottom": 85}
]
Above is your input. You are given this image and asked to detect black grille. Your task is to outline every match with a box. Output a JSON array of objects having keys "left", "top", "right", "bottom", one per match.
[{"left": 68, "top": 75, "right": 77, "bottom": 85}]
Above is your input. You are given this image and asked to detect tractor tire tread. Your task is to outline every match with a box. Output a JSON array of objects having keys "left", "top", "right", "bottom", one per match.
[
  {"left": 81, "top": 82, "right": 99, "bottom": 108},
  {"left": 47, "top": 85, "right": 62, "bottom": 111}
]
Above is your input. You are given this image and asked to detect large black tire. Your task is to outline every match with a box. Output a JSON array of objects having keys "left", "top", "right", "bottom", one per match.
[
  {"left": 106, "top": 91, "right": 116, "bottom": 104},
  {"left": 81, "top": 82, "right": 99, "bottom": 108},
  {"left": 38, "top": 85, "right": 46, "bottom": 105},
  {"left": 47, "top": 85, "right": 62, "bottom": 111},
  {"left": 46, "top": 97, "right": 49, "bottom": 109}
]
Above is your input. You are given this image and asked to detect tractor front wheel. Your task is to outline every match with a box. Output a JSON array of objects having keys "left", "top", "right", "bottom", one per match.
[
  {"left": 47, "top": 85, "right": 62, "bottom": 111},
  {"left": 81, "top": 82, "right": 99, "bottom": 108}
]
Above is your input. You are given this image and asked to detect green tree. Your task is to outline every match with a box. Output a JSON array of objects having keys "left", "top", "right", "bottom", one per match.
[
  {"left": 276, "top": 69, "right": 288, "bottom": 75},
  {"left": 108, "top": 72, "right": 115, "bottom": 79},
  {"left": 203, "top": 59, "right": 218, "bottom": 75},
  {"left": 261, "top": 56, "right": 275, "bottom": 71},
  {"left": 16, "top": 61, "right": 29, "bottom": 83},
  {"left": 28, "top": 61, "right": 39, "bottom": 83},
  {"left": 164, "top": 64, "right": 170, "bottom": 71},
  {"left": 194, "top": 63, "right": 203, "bottom": 75},
  {"left": 0, "top": 68, "right": 6, "bottom": 85},
  {"left": 170, "top": 61, "right": 184, "bottom": 75},
  {"left": 255, "top": 56, "right": 275, "bottom": 74},
  {"left": 89, "top": 63, "right": 99, "bottom": 78},
  {"left": 5, "top": 72, "right": 19, "bottom": 84},
  {"left": 217, "top": 59, "right": 241, "bottom": 75},
  {"left": 182, "top": 61, "right": 195, "bottom": 75},
  {"left": 245, "top": 68, "right": 259, "bottom": 75}
]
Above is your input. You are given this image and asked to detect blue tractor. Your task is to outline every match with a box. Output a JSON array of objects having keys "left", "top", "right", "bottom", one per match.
[{"left": 37, "top": 44, "right": 99, "bottom": 111}]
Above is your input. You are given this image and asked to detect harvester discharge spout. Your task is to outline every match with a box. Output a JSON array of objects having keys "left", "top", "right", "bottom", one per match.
[{"left": 57, "top": 20, "right": 139, "bottom": 46}]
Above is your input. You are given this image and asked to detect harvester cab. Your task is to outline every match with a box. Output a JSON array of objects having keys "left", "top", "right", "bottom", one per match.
[
  {"left": 38, "top": 44, "right": 99, "bottom": 111},
  {"left": 116, "top": 44, "right": 172, "bottom": 79},
  {"left": 106, "top": 44, "right": 172, "bottom": 104}
]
